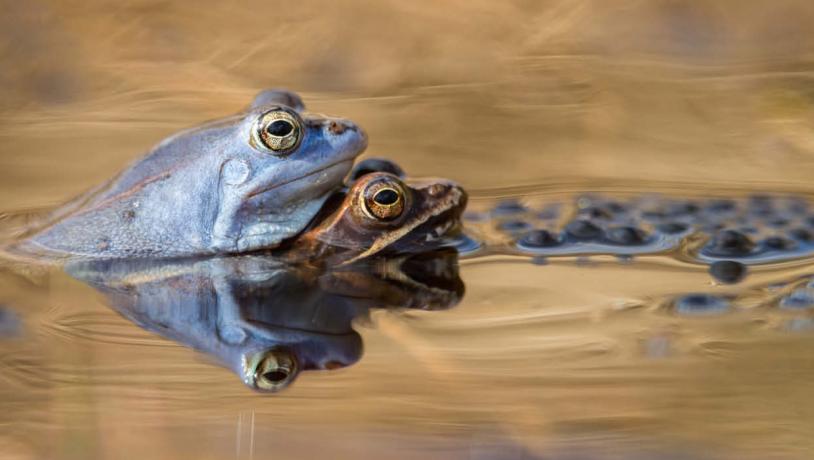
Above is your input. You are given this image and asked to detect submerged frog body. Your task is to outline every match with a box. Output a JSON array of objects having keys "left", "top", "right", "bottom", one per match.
[
  {"left": 281, "top": 172, "right": 467, "bottom": 264},
  {"left": 67, "top": 249, "right": 463, "bottom": 392},
  {"left": 11, "top": 89, "right": 367, "bottom": 261}
]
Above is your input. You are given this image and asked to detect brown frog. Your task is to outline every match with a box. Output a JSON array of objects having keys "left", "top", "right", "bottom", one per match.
[{"left": 279, "top": 172, "right": 468, "bottom": 264}]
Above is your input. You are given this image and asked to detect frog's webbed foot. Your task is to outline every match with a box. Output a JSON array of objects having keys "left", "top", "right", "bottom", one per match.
[{"left": 248, "top": 89, "right": 305, "bottom": 112}]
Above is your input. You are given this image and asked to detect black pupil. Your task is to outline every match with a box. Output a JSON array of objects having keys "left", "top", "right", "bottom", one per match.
[
  {"left": 263, "top": 370, "right": 289, "bottom": 383},
  {"left": 267, "top": 120, "right": 294, "bottom": 136},
  {"left": 374, "top": 189, "right": 399, "bottom": 206}
]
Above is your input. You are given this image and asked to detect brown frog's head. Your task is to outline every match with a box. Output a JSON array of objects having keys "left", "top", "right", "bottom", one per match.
[{"left": 298, "top": 172, "right": 467, "bottom": 263}]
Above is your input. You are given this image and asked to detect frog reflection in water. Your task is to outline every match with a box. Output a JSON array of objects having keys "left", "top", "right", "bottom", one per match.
[
  {"left": 66, "top": 170, "right": 467, "bottom": 392},
  {"left": 10, "top": 89, "right": 367, "bottom": 261},
  {"left": 68, "top": 251, "right": 463, "bottom": 393}
]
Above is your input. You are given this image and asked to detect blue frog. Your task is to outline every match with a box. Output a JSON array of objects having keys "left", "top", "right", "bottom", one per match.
[{"left": 12, "top": 89, "right": 367, "bottom": 260}]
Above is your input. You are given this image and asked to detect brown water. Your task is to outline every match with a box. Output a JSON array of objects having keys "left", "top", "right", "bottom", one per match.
[{"left": 3, "top": 1, "right": 814, "bottom": 459}]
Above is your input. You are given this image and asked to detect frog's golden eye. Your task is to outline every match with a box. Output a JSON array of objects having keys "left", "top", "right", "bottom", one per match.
[
  {"left": 253, "top": 109, "right": 302, "bottom": 154},
  {"left": 246, "top": 348, "right": 299, "bottom": 392},
  {"left": 362, "top": 178, "right": 407, "bottom": 222}
]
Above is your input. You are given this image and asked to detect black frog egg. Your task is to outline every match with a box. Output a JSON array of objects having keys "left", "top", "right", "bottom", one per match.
[
  {"left": 656, "top": 221, "right": 690, "bottom": 234},
  {"left": 564, "top": 219, "right": 604, "bottom": 241},
  {"left": 748, "top": 195, "right": 775, "bottom": 217},
  {"left": 709, "top": 260, "right": 747, "bottom": 284},
  {"left": 603, "top": 201, "right": 628, "bottom": 214},
  {"left": 761, "top": 235, "right": 797, "bottom": 251},
  {"left": 705, "top": 229, "right": 755, "bottom": 257},
  {"left": 706, "top": 199, "right": 737, "bottom": 213},
  {"left": 643, "top": 200, "right": 699, "bottom": 220},
  {"left": 518, "top": 229, "right": 560, "bottom": 248},
  {"left": 768, "top": 217, "right": 790, "bottom": 228},
  {"left": 666, "top": 201, "right": 700, "bottom": 217},
  {"left": 673, "top": 293, "right": 730, "bottom": 316},
  {"left": 604, "top": 226, "right": 648, "bottom": 246},
  {"left": 642, "top": 208, "right": 668, "bottom": 220},
  {"left": 788, "top": 227, "right": 814, "bottom": 242}
]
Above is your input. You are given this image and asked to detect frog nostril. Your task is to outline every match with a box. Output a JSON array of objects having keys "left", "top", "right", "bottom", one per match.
[{"left": 328, "top": 120, "right": 347, "bottom": 135}]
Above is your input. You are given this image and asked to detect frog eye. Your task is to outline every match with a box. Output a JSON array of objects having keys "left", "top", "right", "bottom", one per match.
[
  {"left": 253, "top": 109, "right": 302, "bottom": 155},
  {"left": 361, "top": 177, "right": 407, "bottom": 221},
  {"left": 246, "top": 348, "right": 299, "bottom": 392}
]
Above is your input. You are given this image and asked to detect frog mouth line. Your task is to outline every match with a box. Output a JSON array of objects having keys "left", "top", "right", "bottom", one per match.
[
  {"left": 342, "top": 187, "right": 465, "bottom": 264},
  {"left": 246, "top": 160, "right": 354, "bottom": 199}
]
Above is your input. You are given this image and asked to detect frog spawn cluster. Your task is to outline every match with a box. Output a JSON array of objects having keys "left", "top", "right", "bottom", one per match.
[
  {"left": 465, "top": 193, "right": 814, "bottom": 284},
  {"left": 666, "top": 274, "right": 814, "bottom": 333}
]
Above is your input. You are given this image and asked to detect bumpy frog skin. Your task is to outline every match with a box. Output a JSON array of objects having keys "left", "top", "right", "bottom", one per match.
[{"left": 13, "top": 89, "right": 367, "bottom": 260}]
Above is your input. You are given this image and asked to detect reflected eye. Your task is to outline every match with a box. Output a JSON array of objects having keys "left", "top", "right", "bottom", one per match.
[
  {"left": 362, "top": 178, "right": 407, "bottom": 221},
  {"left": 248, "top": 348, "right": 298, "bottom": 392},
  {"left": 253, "top": 109, "right": 302, "bottom": 154}
]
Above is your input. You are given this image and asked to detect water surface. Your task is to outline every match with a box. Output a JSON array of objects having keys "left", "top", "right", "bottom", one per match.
[{"left": 3, "top": 1, "right": 814, "bottom": 459}]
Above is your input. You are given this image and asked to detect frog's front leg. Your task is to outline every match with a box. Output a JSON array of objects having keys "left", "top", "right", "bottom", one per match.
[{"left": 211, "top": 193, "right": 327, "bottom": 253}]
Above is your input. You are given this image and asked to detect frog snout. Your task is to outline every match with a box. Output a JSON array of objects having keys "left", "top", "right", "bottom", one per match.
[
  {"left": 428, "top": 181, "right": 468, "bottom": 207},
  {"left": 331, "top": 119, "right": 368, "bottom": 147},
  {"left": 451, "top": 184, "right": 468, "bottom": 214},
  {"left": 306, "top": 115, "right": 367, "bottom": 145}
]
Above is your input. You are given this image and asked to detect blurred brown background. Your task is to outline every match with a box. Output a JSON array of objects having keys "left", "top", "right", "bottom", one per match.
[
  {"left": 3, "top": 3, "right": 814, "bottom": 459},
  {"left": 3, "top": 0, "right": 814, "bottom": 209}
]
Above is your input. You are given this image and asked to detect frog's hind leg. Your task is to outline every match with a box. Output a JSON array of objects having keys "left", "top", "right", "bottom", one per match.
[
  {"left": 0, "top": 246, "right": 56, "bottom": 289},
  {"left": 0, "top": 179, "right": 113, "bottom": 244},
  {"left": 0, "top": 207, "right": 55, "bottom": 242}
]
